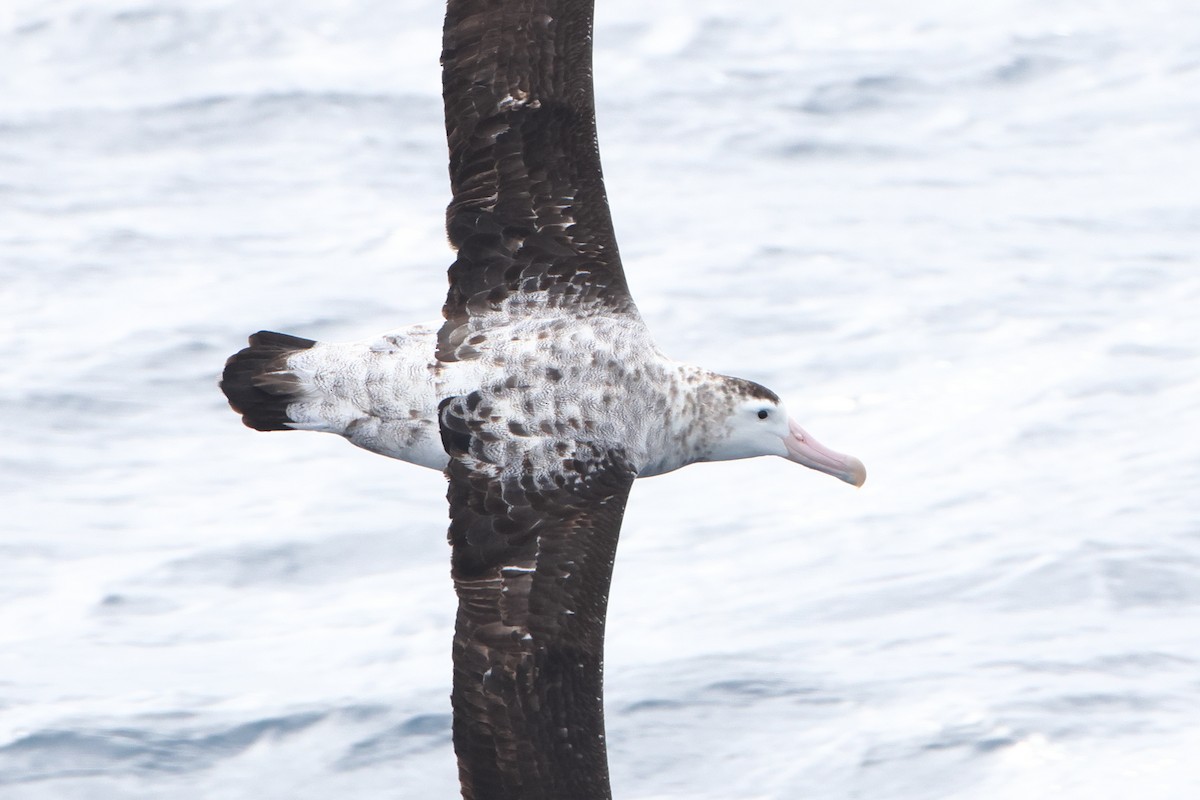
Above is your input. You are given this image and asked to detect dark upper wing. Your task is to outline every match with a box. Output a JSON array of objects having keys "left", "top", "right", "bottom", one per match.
[
  {"left": 439, "top": 0, "right": 637, "bottom": 359},
  {"left": 440, "top": 396, "right": 635, "bottom": 800}
]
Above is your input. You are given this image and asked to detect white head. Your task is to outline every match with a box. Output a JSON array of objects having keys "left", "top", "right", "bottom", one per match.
[{"left": 706, "top": 387, "right": 866, "bottom": 487}]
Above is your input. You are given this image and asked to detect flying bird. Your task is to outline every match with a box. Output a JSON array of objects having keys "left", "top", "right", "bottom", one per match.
[{"left": 221, "top": 1, "right": 865, "bottom": 798}]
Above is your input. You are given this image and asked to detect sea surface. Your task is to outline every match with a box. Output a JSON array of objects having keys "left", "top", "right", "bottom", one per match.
[{"left": 2, "top": 1, "right": 1199, "bottom": 798}]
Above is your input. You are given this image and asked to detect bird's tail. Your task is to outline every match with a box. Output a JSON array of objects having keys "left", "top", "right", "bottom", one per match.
[{"left": 220, "top": 331, "right": 317, "bottom": 431}]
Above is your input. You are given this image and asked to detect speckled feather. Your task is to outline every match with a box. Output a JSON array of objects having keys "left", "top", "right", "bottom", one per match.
[{"left": 231, "top": 317, "right": 753, "bottom": 477}]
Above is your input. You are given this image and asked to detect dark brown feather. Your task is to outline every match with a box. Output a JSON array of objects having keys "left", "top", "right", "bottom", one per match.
[
  {"left": 219, "top": 331, "right": 316, "bottom": 431},
  {"left": 441, "top": 398, "right": 635, "bottom": 800},
  {"left": 437, "top": 4, "right": 644, "bottom": 797},
  {"left": 438, "top": 0, "right": 636, "bottom": 361}
]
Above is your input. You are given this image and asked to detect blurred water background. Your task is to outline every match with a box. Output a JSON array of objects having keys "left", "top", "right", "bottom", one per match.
[{"left": 2, "top": 0, "right": 1199, "bottom": 797}]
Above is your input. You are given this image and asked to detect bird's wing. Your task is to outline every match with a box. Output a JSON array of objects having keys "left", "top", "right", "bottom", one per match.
[
  {"left": 438, "top": 0, "right": 637, "bottom": 361},
  {"left": 439, "top": 393, "right": 634, "bottom": 800}
]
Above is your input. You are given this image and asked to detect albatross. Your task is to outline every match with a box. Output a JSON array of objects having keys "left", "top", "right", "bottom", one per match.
[{"left": 221, "top": 1, "right": 865, "bottom": 797}]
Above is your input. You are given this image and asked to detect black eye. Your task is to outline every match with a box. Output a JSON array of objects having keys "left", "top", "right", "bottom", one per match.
[{"left": 757, "top": 409, "right": 769, "bottom": 420}]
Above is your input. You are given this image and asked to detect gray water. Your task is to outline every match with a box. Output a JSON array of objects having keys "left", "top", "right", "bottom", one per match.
[{"left": 3, "top": 0, "right": 1199, "bottom": 797}]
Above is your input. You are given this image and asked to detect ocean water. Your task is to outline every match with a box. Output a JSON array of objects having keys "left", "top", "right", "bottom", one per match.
[{"left": 2, "top": 0, "right": 1199, "bottom": 798}]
